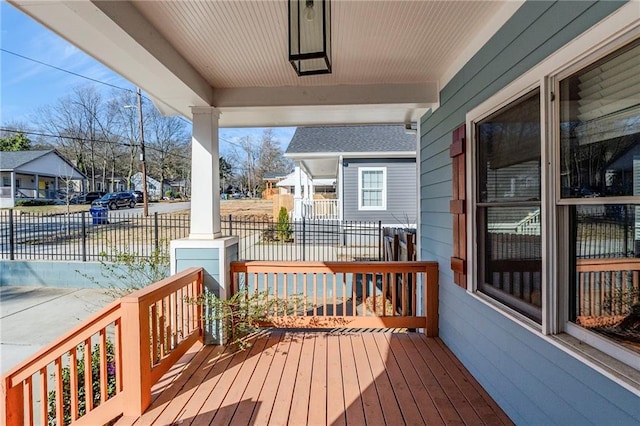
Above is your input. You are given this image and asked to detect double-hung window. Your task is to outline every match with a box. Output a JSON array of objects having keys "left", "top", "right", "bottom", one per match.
[
  {"left": 358, "top": 167, "right": 386, "bottom": 210},
  {"left": 475, "top": 89, "right": 543, "bottom": 323},
  {"left": 556, "top": 39, "right": 640, "bottom": 362},
  {"left": 468, "top": 30, "right": 640, "bottom": 370}
]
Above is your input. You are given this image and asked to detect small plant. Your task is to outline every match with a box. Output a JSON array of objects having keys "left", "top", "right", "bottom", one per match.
[
  {"left": 77, "top": 244, "right": 169, "bottom": 299},
  {"left": 195, "top": 289, "right": 304, "bottom": 350},
  {"left": 48, "top": 341, "right": 117, "bottom": 426},
  {"left": 276, "top": 206, "right": 292, "bottom": 242}
]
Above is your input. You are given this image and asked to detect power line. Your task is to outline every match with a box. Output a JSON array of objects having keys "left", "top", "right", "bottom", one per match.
[
  {"left": 1, "top": 48, "right": 136, "bottom": 94},
  {"left": 0, "top": 127, "right": 191, "bottom": 160}
]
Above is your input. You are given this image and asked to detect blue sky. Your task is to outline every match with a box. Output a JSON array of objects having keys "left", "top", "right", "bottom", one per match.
[{"left": 0, "top": 2, "right": 296, "bottom": 154}]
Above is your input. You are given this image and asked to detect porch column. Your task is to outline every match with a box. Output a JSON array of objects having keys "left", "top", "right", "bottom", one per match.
[
  {"left": 293, "top": 164, "right": 303, "bottom": 220},
  {"left": 10, "top": 171, "right": 15, "bottom": 207},
  {"left": 338, "top": 156, "right": 344, "bottom": 220},
  {"left": 34, "top": 174, "right": 39, "bottom": 199},
  {"left": 170, "top": 106, "right": 238, "bottom": 346},
  {"left": 189, "top": 106, "right": 221, "bottom": 239}
]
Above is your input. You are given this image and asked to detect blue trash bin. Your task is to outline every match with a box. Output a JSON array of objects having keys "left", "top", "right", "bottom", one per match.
[{"left": 89, "top": 206, "right": 108, "bottom": 225}]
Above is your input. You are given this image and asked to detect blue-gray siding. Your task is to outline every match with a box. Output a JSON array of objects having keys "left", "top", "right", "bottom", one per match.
[
  {"left": 419, "top": 0, "right": 638, "bottom": 423},
  {"left": 342, "top": 158, "right": 416, "bottom": 224}
]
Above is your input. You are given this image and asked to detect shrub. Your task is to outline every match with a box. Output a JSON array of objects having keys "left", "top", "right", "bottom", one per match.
[
  {"left": 48, "top": 341, "right": 117, "bottom": 425},
  {"left": 276, "top": 207, "right": 292, "bottom": 242},
  {"left": 15, "top": 199, "right": 56, "bottom": 206},
  {"left": 77, "top": 244, "right": 169, "bottom": 299},
  {"left": 195, "top": 289, "right": 304, "bottom": 350}
]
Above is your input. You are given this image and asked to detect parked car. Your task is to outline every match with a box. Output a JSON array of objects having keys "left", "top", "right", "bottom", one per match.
[
  {"left": 92, "top": 192, "right": 137, "bottom": 210},
  {"left": 85, "top": 191, "right": 107, "bottom": 203},
  {"left": 125, "top": 190, "right": 144, "bottom": 203}
]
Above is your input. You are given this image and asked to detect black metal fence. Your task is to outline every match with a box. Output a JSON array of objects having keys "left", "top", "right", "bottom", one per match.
[
  {"left": 0, "top": 209, "right": 190, "bottom": 261},
  {"left": 223, "top": 215, "right": 383, "bottom": 261},
  {"left": 0, "top": 210, "right": 383, "bottom": 262}
]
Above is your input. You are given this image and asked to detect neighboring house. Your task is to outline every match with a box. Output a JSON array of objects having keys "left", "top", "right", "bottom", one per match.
[
  {"left": 93, "top": 175, "right": 128, "bottom": 193},
  {"left": 262, "top": 172, "right": 288, "bottom": 199},
  {"left": 130, "top": 172, "right": 170, "bottom": 200},
  {"left": 0, "top": 150, "right": 86, "bottom": 208},
  {"left": 285, "top": 126, "right": 416, "bottom": 225},
  {"left": 275, "top": 172, "right": 335, "bottom": 195},
  {"left": 167, "top": 179, "right": 189, "bottom": 197}
]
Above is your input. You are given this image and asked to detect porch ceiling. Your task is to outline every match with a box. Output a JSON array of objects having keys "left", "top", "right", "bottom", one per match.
[{"left": 9, "top": 0, "right": 523, "bottom": 127}]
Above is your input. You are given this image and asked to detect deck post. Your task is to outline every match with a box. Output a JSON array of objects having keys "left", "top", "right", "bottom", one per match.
[
  {"left": 121, "top": 297, "right": 152, "bottom": 416},
  {"left": 424, "top": 265, "right": 439, "bottom": 336},
  {"left": 1, "top": 376, "right": 24, "bottom": 426}
]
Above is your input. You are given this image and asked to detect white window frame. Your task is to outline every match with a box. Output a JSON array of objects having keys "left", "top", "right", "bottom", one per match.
[
  {"left": 464, "top": 3, "right": 640, "bottom": 382},
  {"left": 358, "top": 167, "right": 387, "bottom": 211}
]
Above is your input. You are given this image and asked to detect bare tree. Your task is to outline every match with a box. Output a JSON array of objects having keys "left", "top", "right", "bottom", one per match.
[{"left": 144, "top": 107, "right": 190, "bottom": 196}]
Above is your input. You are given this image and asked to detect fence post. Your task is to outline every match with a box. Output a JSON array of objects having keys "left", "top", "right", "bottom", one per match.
[
  {"left": 154, "top": 212, "right": 159, "bottom": 251},
  {"left": 8, "top": 209, "right": 15, "bottom": 260},
  {"left": 302, "top": 217, "right": 306, "bottom": 261},
  {"left": 121, "top": 296, "right": 152, "bottom": 417},
  {"left": 425, "top": 264, "right": 439, "bottom": 337},
  {"left": 378, "top": 220, "right": 382, "bottom": 261},
  {"left": 2, "top": 375, "right": 24, "bottom": 426},
  {"left": 81, "top": 211, "right": 87, "bottom": 262},
  {"left": 229, "top": 214, "right": 233, "bottom": 235}
]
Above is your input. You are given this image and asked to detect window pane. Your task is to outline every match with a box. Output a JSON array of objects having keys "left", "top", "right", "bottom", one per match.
[
  {"left": 570, "top": 204, "right": 639, "bottom": 355},
  {"left": 362, "top": 170, "right": 382, "bottom": 189},
  {"left": 560, "top": 40, "right": 640, "bottom": 198},
  {"left": 478, "top": 206, "right": 542, "bottom": 322},
  {"left": 477, "top": 90, "right": 541, "bottom": 203},
  {"left": 362, "top": 189, "right": 381, "bottom": 207}
]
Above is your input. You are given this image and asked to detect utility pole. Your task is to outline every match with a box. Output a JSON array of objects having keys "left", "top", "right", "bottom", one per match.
[{"left": 136, "top": 87, "right": 149, "bottom": 216}]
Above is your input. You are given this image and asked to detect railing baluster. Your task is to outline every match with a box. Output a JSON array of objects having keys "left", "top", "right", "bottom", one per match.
[
  {"left": 313, "top": 274, "right": 318, "bottom": 316},
  {"left": 84, "top": 338, "right": 93, "bottom": 412},
  {"left": 25, "top": 376, "right": 33, "bottom": 426},
  {"left": 69, "top": 347, "right": 79, "bottom": 421},
  {"left": 100, "top": 330, "right": 107, "bottom": 403},
  {"left": 114, "top": 319, "right": 123, "bottom": 393},
  {"left": 39, "top": 367, "right": 48, "bottom": 426},
  {"left": 402, "top": 272, "right": 408, "bottom": 316},
  {"left": 352, "top": 272, "right": 357, "bottom": 317},
  {"left": 55, "top": 358, "right": 64, "bottom": 425}
]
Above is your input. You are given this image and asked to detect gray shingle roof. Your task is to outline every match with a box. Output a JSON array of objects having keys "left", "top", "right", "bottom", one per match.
[
  {"left": 0, "top": 150, "right": 53, "bottom": 170},
  {"left": 285, "top": 126, "right": 415, "bottom": 154}
]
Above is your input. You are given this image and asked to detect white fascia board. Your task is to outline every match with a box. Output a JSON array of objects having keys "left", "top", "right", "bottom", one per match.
[
  {"left": 212, "top": 83, "right": 438, "bottom": 108},
  {"left": 439, "top": 0, "right": 525, "bottom": 92},
  {"left": 9, "top": 0, "right": 213, "bottom": 117},
  {"left": 287, "top": 151, "right": 416, "bottom": 159},
  {"left": 216, "top": 105, "right": 434, "bottom": 128}
]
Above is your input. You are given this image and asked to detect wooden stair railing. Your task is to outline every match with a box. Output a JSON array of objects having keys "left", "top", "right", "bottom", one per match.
[
  {"left": 230, "top": 261, "right": 438, "bottom": 335},
  {"left": 1, "top": 267, "right": 204, "bottom": 426}
]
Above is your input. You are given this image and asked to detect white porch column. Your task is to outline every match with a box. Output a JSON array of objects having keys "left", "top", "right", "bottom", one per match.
[
  {"left": 34, "top": 174, "right": 39, "bottom": 199},
  {"left": 337, "top": 156, "right": 344, "bottom": 220},
  {"left": 10, "top": 171, "right": 15, "bottom": 207},
  {"left": 189, "top": 106, "right": 222, "bottom": 239},
  {"left": 171, "top": 106, "right": 238, "bottom": 346},
  {"left": 293, "top": 164, "right": 303, "bottom": 220}
]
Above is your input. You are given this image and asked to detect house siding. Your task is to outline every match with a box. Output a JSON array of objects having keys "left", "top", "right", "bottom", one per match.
[
  {"left": 342, "top": 158, "right": 416, "bottom": 224},
  {"left": 419, "top": 0, "right": 638, "bottom": 424}
]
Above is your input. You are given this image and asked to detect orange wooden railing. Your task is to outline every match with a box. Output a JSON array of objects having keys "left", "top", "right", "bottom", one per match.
[
  {"left": 576, "top": 258, "right": 640, "bottom": 317},
  {"left": 1, "top": 267, "right": 203, "bottom": 426},
  {"left": 230, "top": 261, "right": 439, "bottom": 336}
]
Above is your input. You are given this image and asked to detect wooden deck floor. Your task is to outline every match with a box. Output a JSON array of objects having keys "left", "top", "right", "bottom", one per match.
[{"left": 117, "top": 330, "right": 512, "bottom": 426}]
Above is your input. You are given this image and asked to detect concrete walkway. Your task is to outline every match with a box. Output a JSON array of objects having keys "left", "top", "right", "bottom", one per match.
[{"left": 0, "top": 286, "right": 112, "bottom": 374}]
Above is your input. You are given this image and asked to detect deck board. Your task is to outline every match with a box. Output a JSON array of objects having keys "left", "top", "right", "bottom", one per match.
[{"left": 119, "top": 331, "right": 513, "bottom": 426}]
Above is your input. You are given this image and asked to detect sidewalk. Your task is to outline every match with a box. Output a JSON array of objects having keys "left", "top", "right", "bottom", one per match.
[{"left": 0, "top": 286, "right": 112, "bottom": 374}]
